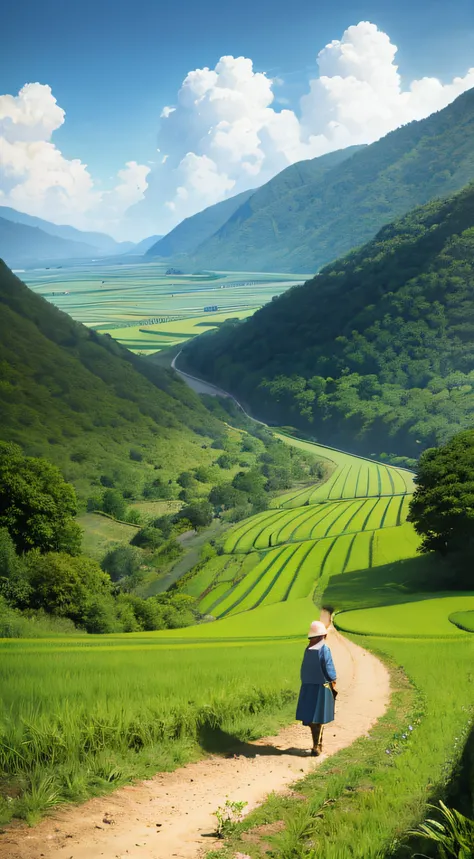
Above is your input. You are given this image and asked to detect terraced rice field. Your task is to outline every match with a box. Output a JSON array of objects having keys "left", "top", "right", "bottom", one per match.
[
  {"left": 24, "top": 263, "right": 304, "bottom": 354},
  {"left": 185, "top": 437, "right": 421, "bottom": 618}
]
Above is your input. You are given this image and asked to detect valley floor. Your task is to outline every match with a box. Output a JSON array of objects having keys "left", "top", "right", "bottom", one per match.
[{"left": 3, "top": 626, "right": 389, "bottom": 859}]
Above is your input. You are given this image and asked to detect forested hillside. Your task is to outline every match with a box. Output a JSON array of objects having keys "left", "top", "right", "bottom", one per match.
[
  {"left": 147, "top": 147, "right": 361, "bottom": 266},
  {"left": 184, "top": 182, "right": 474, "bottom": 459},
  {"left": 0, "top": 261, "right": 222, "bottom": 498},
  {"left": 189, "top": 87, "right": 474, "bottom": 273},
  {"left": 146, "top": 188, "right": 255, "bottom": 260}
]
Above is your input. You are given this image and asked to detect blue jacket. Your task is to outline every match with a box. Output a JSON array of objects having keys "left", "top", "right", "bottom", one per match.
[{"left": 300, "top": 644, "right": 337, "bottom": 685}]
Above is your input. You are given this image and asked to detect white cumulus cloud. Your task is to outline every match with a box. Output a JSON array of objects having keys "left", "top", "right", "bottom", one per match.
[
  {"left": 0, "top": 83, "right": 150, "bottom": 239},
  {"left": 1, "top": 23, "right": 474, "bottom": 240},
  {"left": 135, "top": 20, "right": 474, "bottom": 233}
]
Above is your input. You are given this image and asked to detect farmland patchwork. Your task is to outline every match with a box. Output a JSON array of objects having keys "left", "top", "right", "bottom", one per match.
[{"left": 185, "top": 439, "right": 420, "bottom": 620}]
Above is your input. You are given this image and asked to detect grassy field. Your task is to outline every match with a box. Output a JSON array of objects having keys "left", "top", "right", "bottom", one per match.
[
  {"left": 77, "top": 513, "right": 139, "bottom": 560},
  {"left": 24, "top": 262, "right": 304, "bottom": 354},
  {"left": 2, "top": 432, "right": 474, "bottom": 851},
  {"left": 183, "top": 437, "right": 421, "bottom": 619}
]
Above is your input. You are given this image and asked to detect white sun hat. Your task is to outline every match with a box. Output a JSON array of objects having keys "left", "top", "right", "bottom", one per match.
[{"left": 307, "top": 620, "right": 328, "bottom": 638}]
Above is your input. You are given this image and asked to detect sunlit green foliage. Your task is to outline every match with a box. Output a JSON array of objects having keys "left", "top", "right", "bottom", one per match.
[
  {"left": 188, "top": 88, "right": 474, "bottom": 273},
  {"left": 186, "top": 182, "right": 474, "bottom": 457}
]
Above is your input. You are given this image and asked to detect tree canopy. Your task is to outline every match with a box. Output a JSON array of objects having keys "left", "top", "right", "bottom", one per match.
[
  {"left": 0, "top": 442, "right": 82, "bottom": 554},
  {"left": 185, "top": 182, "right": 474, "bottom": 459},
  {"left": 408, "top": 430, "right": 474, "bottom": 555}
]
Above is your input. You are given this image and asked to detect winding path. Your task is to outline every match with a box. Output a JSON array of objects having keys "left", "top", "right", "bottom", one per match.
[
  {"left": 4, "top": 359, "right": 394, "bottom": 859},
  {"left": 4, "top": 626, "right": 389, "bottom": 859}
]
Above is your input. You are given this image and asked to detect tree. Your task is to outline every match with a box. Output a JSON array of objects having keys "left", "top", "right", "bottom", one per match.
[
  {"left": 0, "top": 442, "right": 81, "bottom": 555},
  {"left": 0, "top": 528, "right": 31, "bottom": 608},
  {"left": 26, "top": 552, "right": 112, "bottom": 623},
  {"left": 131, "top": 526, "right": 164, "bottom": 550},
  {"left": 209, "top": 483, "right": 246, "bottom": 509},
  {"left": 408, "top": 430, "right": 474, "bottom": 554},
  {"left": 101, "top": 545, "right": 143, "bottom": 582},
  {"left": 177, "top": 471, "right": 195, "bottom": 488},
  {"left": 179, "top": 501, "right": 214, "bottom": 530},
  {"left": 194, "top": 465, "right": 212, "bottom": 483},
  {"left": 216, "top": 454, "right": 233, "bottom": 469},
  {"left": 102, "top": 489, "right": 126, "bottom": 520}
]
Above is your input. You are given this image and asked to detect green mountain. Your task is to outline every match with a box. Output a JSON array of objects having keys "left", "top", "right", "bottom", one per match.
[
  {"left": 147, "top": 148, "right": 361, "bottom": 267},
  {"left": 189, "top": 88, "right": 474, "bottom": 273},
  {"left": 146, "top": 189, "right": 255, "bottom": 261},
  {"left": 0, "top": 217, "right": 99, "bottom": 267},
  {"left": 0, "top": 206, "right": 133, "bottom": 256},
  {"left": 0, "top": 261, "right": 221, "bottom": 499},
  {"left": 184, "top": 182, "right": 474, "bottom": 459}
]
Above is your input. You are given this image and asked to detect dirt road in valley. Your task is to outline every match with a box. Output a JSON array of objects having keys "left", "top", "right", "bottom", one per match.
[{"left": 4, "top": 625, "right": 390, "bottom": 859}]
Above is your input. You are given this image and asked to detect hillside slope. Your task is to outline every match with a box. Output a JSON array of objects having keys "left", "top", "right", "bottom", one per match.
[
  {"left": 146, "top": 189, "right": 255, "bottom": 260},
  {"left": 147, "top": 148, "right": 361, "bottom": 266},
  {"left": 0, "top": 217, "right": 99, "bottom": 266},
  {"left": 0, "top": 206, "right": 132, "bottom": 256},
  {"left": 0, "top": 261, "right": 221, "bottom": 498},
  {"left": 125, "top": 234, "right": 163, "bottom": 254},
  {"left": 184, "top": 182, "right": 474, "bottom": 458},
  {"left": 190, "top": 88, "right": 474, "bottom": 273}
]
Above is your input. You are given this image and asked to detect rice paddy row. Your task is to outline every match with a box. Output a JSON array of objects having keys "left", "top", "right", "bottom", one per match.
[
  {"left": 24, "top": 262, "right": 304, "bottom": 354},
  {"left": 184, "top": 438, "right": 421, "bottom": 622}
]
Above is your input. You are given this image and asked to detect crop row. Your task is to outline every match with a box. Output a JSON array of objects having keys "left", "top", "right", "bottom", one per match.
[
  {"left": 276, "top": 461, "right": 415, "bottom": 508},
  {"left": 212, "top": 522, "right": 420, "bottom": 618},
  {"left": 224, "top": 495, "right": 412, "bottom": 554}
]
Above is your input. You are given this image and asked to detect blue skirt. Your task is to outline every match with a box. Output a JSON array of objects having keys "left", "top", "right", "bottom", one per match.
[{"left": 296, "top": 683, "right": 335, "bottom": 725}]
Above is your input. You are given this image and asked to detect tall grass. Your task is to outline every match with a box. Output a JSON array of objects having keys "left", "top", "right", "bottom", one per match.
[
  {"left": 0, "top": 636, "right": 302, "bottom": 822},
  {"left": 210, "top": 639, "right": 474, "bottom": 859}
]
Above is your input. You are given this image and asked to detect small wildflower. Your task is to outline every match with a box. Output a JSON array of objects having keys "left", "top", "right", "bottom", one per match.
[
  {"left": 385, "top": 749, "right": 391, "bottom": 755},
  {"left": 408, "top": 725, "right": 413, "bottom": 731}
]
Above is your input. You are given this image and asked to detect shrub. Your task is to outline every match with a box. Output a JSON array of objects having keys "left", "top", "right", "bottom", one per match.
[
  {"left": 179, "top": 502, "right": 214, "bottom": 529},
  {"left": 216, "top": 453, "right": 233, "bottom": 469},
  {"left": 102, "top": 489, "right": 126, "bottom": 520},
  {"left": 131, "top": 526, "right": 165, "bottom": 550},
  {"left": 101, "top": 545, "right": 143, "bottom": 581}
]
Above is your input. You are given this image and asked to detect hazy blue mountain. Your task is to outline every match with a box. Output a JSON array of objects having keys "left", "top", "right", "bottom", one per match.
[
  {"left": 0, "top": 206, "right": 132, "bottom": 256},
  {"left": 0, "top": 217, "right": 98, "bottom": 266},
  {"left": 189, "top": 88, "right": 474, "bottom": 273},
  {"left": 125, "top": 234, "right": 164, "bottom": 255},
  {"left": 146, "top": 189, "right": 255, "bottom": 260}
]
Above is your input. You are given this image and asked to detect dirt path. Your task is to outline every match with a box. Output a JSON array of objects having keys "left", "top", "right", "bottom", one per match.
[{"left": 3, "top": 628, "right": 390, "bottom": 859}]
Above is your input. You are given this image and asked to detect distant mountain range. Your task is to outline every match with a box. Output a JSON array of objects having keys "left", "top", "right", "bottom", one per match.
[
  {"left": 0, "top": 207, "right": 163, "bottom": 267},
  {"left": 0, "top": 217, "right": 100, "bottom": 267},
  {"left": 125, "top": 234, "right": 163, "bottom": 255},
  {"left": 148, "top": 87, "right": 474, "bottom": 274}
]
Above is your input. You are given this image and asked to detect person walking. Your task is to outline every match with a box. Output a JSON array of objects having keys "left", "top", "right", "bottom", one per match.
[{"left": 296, "top": 620, "right": 337, "bottom": 756}]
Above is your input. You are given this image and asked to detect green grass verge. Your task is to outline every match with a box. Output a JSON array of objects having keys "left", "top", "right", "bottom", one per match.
[{"left": 205, "top": 639, "right": 474, "bottom": 859}]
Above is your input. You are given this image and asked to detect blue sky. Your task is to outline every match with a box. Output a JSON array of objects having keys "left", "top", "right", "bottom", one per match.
[{"left": 1, "top": 0, "right": 473, "bottom": 238}]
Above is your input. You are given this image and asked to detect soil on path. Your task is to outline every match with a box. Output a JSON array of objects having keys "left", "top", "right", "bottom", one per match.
[{"left": 3, "top": 627, "right": 390, "bottom": 859}]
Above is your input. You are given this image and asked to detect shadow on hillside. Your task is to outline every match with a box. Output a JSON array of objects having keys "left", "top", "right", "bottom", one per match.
[
  {"left": 323, "top": 553, "right": 459, "bottom": 615},
  {"left": 198, "top": 724, "right": 310, "bottom": 759}
]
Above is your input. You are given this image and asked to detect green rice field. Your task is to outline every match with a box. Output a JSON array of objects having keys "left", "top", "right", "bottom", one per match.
[
  {"left": 23, "top": 262, "right": 304, "bottom": 354},
  {"left": 184, "top": 437, "right": 420, "bottom": 619},
  {"left": 2, "top": 432, "right": 474, "bottom": 850}
]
